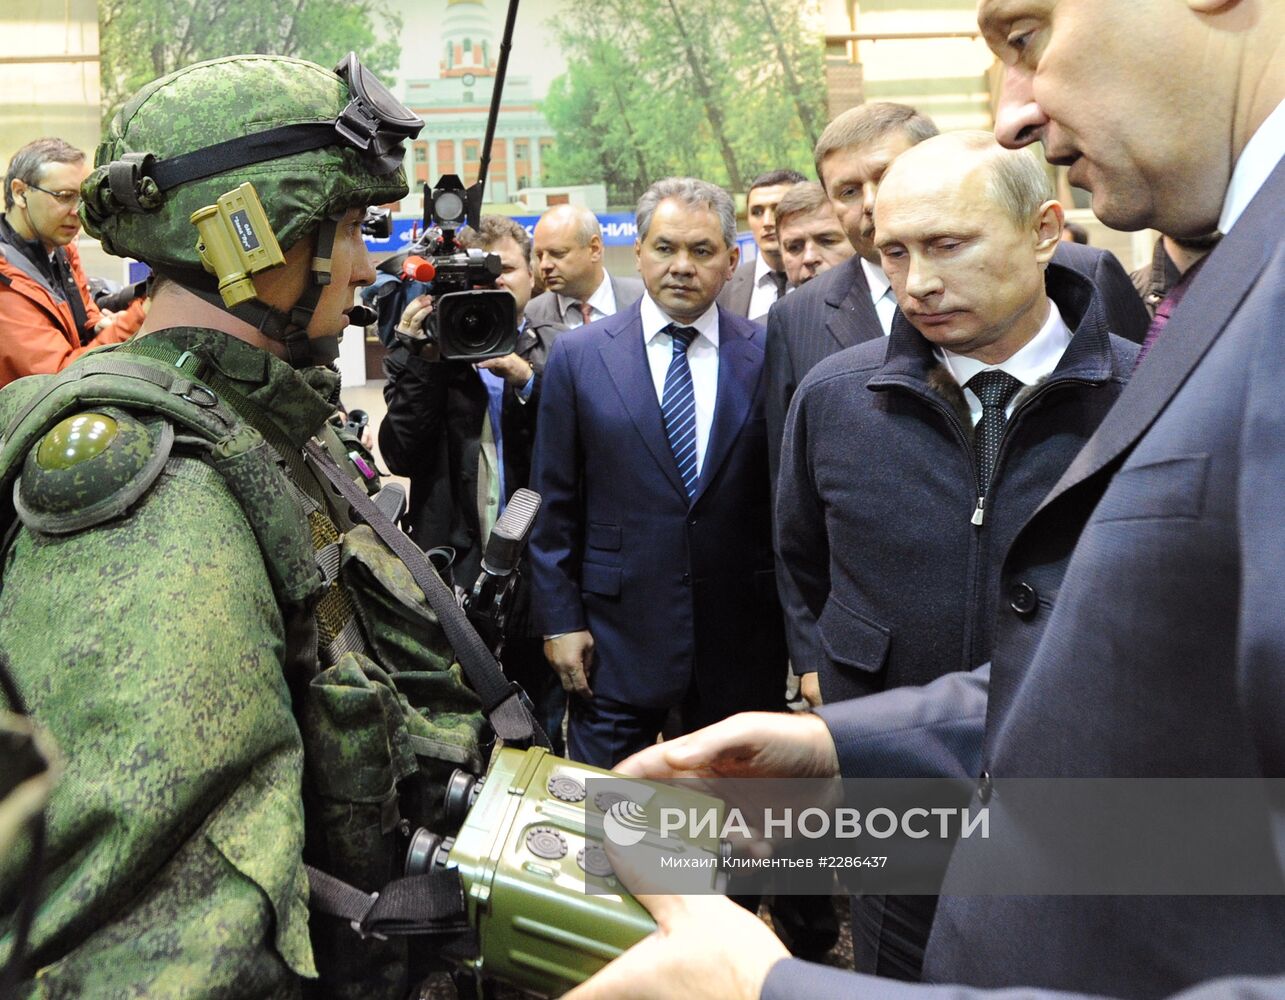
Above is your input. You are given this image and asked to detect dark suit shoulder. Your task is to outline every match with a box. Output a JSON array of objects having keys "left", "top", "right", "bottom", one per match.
[
  {"left": 718, "top": 308, "right": 766, "bottom": 354},
  {"left": 771, "top": 258, "right": 860, "bottom": 322},
  {"left": 524, "top": 291, "right": 566, "bottom": 330},
  {"left": 1050, "top": 239, "right": 1110, "bottom": 274}
]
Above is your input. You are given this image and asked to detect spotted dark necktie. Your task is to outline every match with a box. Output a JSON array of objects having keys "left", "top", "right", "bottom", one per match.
[
  {"left": 770, "top": 270, "right": 788, "bottom": 299},
  {"left": 966, "top": 369, "right": 1024, "bottom": 497},
  {"left": 661, "top": 324, "right": 699, "bottom": 498}
]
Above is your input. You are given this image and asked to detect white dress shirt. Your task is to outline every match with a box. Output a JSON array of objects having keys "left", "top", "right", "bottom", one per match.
[
  {"left": 748, "top": 253, "right": 785, "bottom": 321},
  {"left": 861, "top": 257, "right": 898, "bottom": 335},
  {"left": 938, "top": 297, "right": 1073, "bottom": 426},
  {"left": 556, "top": 273, "right": 618, "bottom": 328},
  {"left": 1218, "top": 97, "right": 1285, "bottom": 235},
  {"left": 640, "top": 293, "right": 720, "bottom": 477}
]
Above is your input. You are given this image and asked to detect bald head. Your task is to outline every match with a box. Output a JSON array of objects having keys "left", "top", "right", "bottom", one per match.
[
  {"left": 873, "top": 131, "right": 1064, "bottom": 365},
  {"left": 534, "top": 204, "right": 605, "bottom": 301}
]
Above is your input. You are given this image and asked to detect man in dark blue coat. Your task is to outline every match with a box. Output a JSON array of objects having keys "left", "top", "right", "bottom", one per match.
[
  {"left": 565, "top": 1, "right": 1285, "bottom": 998},
  {"left": 529, "top": 177, "right": 786, "bottom": 768},
  {"left": 775, "top": 131, "right": 1138, "bottom": 980}
]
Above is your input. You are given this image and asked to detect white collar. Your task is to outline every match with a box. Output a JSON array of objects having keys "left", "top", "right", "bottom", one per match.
[
  {"left": 556, "top": 272, "right": 614, "bottom": 321},
  {"left": 753, "top": 251, "right": 777, "bottom": 287},
  {"left": 1219, "top": 97, "right": 1285, "bottom": 235},
  {"left": 861, "top": 256, "right": 891, "bottom": 302},
  {"left": 938, "top": 297, "right": 1072, "bottom": 389},
  {"left": 640, "top": 292, "right": 720, "bottom": 348}
]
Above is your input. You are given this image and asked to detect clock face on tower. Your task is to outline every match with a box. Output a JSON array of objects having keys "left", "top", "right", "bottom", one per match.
[{"left": 462, "top": 73, "right": 476, "bottom": 87}]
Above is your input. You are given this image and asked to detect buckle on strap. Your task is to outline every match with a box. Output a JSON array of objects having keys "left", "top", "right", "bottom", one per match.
[{"left": 106, "top": 152, "right": 159, "bottom": 213}]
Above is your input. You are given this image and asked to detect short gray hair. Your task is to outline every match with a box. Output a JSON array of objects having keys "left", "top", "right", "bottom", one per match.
[
  {"left": 951, "top": 131, "right": 1053, "bottom": 226},
  {"left": 636, "top": 177, "right": 736, "bottom": 248},
  {"left": 814, "top": 103, "right": 938, "bottom": 185},
  {"left": 5, "top": 137, "right": 85, "bottom": 211}
]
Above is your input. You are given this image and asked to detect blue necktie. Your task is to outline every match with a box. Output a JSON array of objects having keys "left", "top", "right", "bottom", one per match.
[{"left": 661, "top": 324, "right": 699, "bottom": 498}]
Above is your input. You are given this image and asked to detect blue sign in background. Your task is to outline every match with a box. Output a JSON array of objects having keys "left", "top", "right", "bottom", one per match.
[
  {"left": 364, "top": 212, "right": 644, "bottom": 252},
  {"left": 364, "top": 212, "right": 757, "bottom": 259},
  {"left": 122, "top": 212, "right": 753, "bottom": 275}
]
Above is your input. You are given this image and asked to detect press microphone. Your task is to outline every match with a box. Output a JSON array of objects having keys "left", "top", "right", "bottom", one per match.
[{"left": 402, "top": 255, "right": 436, "bottom": 283}]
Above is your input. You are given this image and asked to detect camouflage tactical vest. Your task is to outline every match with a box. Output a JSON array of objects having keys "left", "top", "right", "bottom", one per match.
[{"left": 0, "top": 329, "right": 487, "bottom": 998}]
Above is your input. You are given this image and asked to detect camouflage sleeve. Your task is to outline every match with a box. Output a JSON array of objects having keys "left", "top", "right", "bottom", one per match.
[{"left": 0, "top": 454, "right": 315, "bottom": 999}]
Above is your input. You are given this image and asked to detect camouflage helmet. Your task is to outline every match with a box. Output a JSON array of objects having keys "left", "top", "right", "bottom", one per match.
[{"left": 81, "top": 53, "right": 418, "bottom": 277}]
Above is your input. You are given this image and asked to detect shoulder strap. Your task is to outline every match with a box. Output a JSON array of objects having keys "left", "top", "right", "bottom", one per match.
[
  {"left": 303, "top": 440, "right": 548, "bottom": 749},
  {"left": 304, "top": 863, "right": 476, "bottom": 951},
  {"left": 53, "top": 248, "right": 90, "bottom": 339},
  {"left": 0, "top": 349, "right": 323, "bottom": 608}
]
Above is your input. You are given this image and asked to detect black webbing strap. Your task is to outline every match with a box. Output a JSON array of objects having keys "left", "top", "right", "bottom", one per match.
[
  {"left": 53, "top": 249, "right": 90, "bottom": 340},
  {"left": 304, "top": 864, "right": 475, "bottom": 942},
  {"left": 302, "top": 439, "right": 548, "bottom": 748},
  {"left": 147, "top": 122, "right": 340, "bottom": 193}
]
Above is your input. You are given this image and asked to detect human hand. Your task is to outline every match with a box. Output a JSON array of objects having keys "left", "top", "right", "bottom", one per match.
[
  {"left": 396, "top": 293, "right": 438, "bottom": 357},
  {"left": 615, "top": 711, "right": 839, "bottom": 783},
  {"left": 544, "top": 630, "right": 595, "bottom": 698},
  {"left": 93, "top": 309, "right": 117, "bottom": 333},
  {"left": 799, "top": 671, "right": 822, "bottom": 708},
  {"left": 562, "top": 842, "right": 789, "bottom": 1000},
  {"left": 477, "top": 352, "right": 534, "bottom": 388}
]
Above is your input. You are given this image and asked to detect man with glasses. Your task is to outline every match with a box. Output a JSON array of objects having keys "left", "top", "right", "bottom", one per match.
[{"left": 0, "top": 137, "right": 142, "bottom": 387}]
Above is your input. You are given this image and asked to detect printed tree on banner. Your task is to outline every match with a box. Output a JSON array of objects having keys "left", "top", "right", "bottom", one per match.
[
  {"left": 96, "top": 0, "right": 402, "bottom": 123},
  {"left": 542, "top": 0, "right": 826, "bottom": 205}
]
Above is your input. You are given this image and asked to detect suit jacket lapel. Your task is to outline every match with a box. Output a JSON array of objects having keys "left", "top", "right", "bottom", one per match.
[
  {"left": 693, "top": 313, "right": 758, "bottom": 505},
  {"left": 600, "top": 305, "right": 688, "bottom": 499},
  {"left": 824, "top": 256, "right": 883, "bottom": 351},
  {"left": 1036, "top": 158, "right": 1285, "bottom": 516}
]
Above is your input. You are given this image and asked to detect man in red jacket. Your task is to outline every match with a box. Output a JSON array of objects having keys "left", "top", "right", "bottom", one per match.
[{"left": 0, "top": 137, "right": 142, "bottom": 387}]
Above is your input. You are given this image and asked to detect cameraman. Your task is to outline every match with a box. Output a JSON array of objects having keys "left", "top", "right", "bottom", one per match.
[{"left": 379, "top": 215, "right": 564, "bottom": 747}]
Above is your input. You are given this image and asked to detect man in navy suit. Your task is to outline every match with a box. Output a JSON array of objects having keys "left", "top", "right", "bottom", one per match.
[
  {"left": 771, "top": 101, "right": 1151, "bottom": 712},
  {"left": 765, "top": 103, "right": 1148, "bottom": 487},
  {"left": 529, "top": 177, "right": 786, "bottom": 768},
  {"left": 565, "top": 1, "right": 1285, "bottom": 998}
]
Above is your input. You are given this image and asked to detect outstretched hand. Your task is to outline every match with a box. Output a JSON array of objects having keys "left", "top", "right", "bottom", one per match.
[{"left": 614, "top": 711, "right": 840, "bottom": 782}]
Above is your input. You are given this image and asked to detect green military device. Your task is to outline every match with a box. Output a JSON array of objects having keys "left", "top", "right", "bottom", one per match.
[{"left": 406, "top": 746, "right": 727, "bottom": 997}]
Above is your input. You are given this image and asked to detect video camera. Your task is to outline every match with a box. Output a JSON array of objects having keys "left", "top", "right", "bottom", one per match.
[{"left": 394, "top": 174, "right": 518, "bottom": 362}]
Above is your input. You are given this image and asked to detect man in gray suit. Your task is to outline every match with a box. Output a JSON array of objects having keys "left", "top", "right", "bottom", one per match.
[
  {"left": 566, "top": 1, "right": 1285, "bottom": 998},
  {"left": 526, "top": 203, "right": 643, "bottom": 330},
  {"left": 717, "top": 168, "right": 807, "bottom": 322}
]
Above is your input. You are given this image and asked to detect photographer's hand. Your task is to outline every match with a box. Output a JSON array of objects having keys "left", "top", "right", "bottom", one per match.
[
  {"left": 396, "top": 293, "right": 439, "bottom": 359},
  {"left": 477, "top": 352, "right": 534, "bottom": 388},
  {"left": 544, "top": 630, "right": 595, "bottom": 698}
]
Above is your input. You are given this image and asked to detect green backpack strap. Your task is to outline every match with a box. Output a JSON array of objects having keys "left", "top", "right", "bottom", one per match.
[{"left": 0, "top": 346, "right": 323, "bottom": 608}]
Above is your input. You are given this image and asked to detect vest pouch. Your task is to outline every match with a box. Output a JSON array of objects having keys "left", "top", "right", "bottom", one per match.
[
  {"left": 337, "top": 523, "right": 487, "bottom": 816},
  {"left": 300, "top": 651, "right": 422, "bottom": 1000}
]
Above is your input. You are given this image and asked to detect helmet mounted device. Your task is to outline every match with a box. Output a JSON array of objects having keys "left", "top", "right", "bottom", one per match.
[{"left": 87, "top": 53, "right": 420, "bottom": 368}]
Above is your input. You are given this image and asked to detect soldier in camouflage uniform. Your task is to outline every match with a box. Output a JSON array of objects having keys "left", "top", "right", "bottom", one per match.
[{"left": 0, "top": 54, "right": 494, "bottom": 998}]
